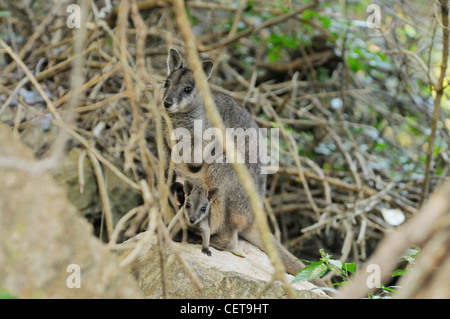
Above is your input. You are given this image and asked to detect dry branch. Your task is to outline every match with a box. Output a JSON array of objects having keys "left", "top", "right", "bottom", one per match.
[
  {"left": 420, "top": 0, "right": 449, "bottom": 205},
  {"left": 197, "top": 1, "right": 318, "bottom": 52},
  {"left": 337, "top": 180, "right": 450, "bottom": 299}
]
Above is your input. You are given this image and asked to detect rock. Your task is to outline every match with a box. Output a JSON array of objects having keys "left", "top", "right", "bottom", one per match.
[
  {"left": 122, "top": 232, "right": 329, "bottom": 299},
  {"left": 52, "top": 148, "right": 99, "bottom": 215},
  {"left": 51, "top": 147, "right": 142, "bottom": 235},
  {"left": 0, "top": 124, "right": 141, "bottom": 298},
  {"left": 0, "top": 104, "right": 14, "bottom": 122},
  {"left": 20, "top": 121, "right": 56, "bottom": 156},
  {"left": 0, "top": 123, "right": 328, "bottom": 299}
]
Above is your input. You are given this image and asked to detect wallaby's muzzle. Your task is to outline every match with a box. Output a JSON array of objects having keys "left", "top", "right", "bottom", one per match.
[{"left": 163, "top": 98, "right": 173, "bottom": 108}]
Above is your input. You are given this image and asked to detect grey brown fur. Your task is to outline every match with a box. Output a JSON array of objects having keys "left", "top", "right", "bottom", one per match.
[
  {"left": 161, "top": 48, "right": 325, "bottom": 287},
  {"left": 168, "top": 180, "right": 218, "bottom": 256}
]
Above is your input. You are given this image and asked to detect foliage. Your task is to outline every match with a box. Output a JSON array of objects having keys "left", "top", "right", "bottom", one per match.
[
  {"left": 0, "top": 289, "right": 16, "bottom": 299},
  {"left": 293, "top": 247, "right": 421, "bottom": 298},
  {"left": 293, "top": 249, "right": 356, "bottom": 286},
  {"left": 369, "top": 247, "right": 421, "bottom": 299},
  {"left": 392, "top": 247, "right": 421, "bottom": 278}
]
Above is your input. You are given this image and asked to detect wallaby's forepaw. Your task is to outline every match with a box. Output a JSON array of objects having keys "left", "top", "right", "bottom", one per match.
[
  {"left": 202, "top": 247, "right": 212, "bottom": 256},
  {"left": 231, "top": 251, "right": 245, "bottom": 258}
]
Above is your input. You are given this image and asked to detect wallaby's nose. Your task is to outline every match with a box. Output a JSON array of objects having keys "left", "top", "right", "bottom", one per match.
[
  {"left": 164, "top": 98, "right": 173, "bottom": 108},
  {"left": 189, "top": 217, "right": 196, "bottom": 224}
]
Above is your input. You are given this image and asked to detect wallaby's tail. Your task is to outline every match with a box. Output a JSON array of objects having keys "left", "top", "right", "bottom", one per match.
[
  {"left": 241, "top": 224, "right": 330, "bottom": 293},
  {"left": 240, "top": 224, "right": 305, "bottom": 276}
]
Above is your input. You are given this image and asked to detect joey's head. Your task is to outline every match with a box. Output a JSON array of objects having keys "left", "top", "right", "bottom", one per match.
[
  {"left": 182, "top": 180, "right": 218, "bottom": 226},
  {"left": 162, "top": 48, "right": 214, "bottom": 114}
]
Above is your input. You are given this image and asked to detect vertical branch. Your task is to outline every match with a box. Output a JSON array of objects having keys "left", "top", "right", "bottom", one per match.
[
  {"left": 130, "top": 0, "right": 147, "bottom": 80},
  {"left": 117, "top": 0, "right": 141, "bottom": 173},
  {"left": 420, "top": 0, "right": 449, "bottom": 205},
  {"left": 117, "top": 0, "right": 138, "bottom": 126},
  {"left": 129, "top": 0, "right": 154, "bottom": 188},
  {"left": 170, "top": 0, "right": 297, "bottom": 298},
  {"left": 130, "top": 0, "right": 172, "bottom": 222},
  {"left": 88, "top": 150, "right": 113, "bottom": 241},
  {"left": 157, "top": 224, "right": 168, "bottom": 299}
]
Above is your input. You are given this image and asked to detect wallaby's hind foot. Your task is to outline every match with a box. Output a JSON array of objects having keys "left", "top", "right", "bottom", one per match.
[{"left": 208, "top": 229, "right": 246, "bottom": 258}]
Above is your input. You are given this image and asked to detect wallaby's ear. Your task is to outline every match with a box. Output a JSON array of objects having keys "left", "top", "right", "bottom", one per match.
[
  {"left": 167, "top": 48, "right": 183, "bottom": 74},
  {"left": 202, "top": 60, "right": 214, "bottom": 80},
  {"left": 207, "top": 187, "right": 218, "bottom": 202},
  {"left": 183, "top": 180, "right": 194, "bottom": 195}
]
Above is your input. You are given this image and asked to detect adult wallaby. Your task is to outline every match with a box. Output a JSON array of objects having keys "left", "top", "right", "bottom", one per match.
[
  {"left": 161, "top": 48, "right": 328, "bottom": 289},
  {"left": 168, "top": 180, "right": 218, "bottom": 256}
]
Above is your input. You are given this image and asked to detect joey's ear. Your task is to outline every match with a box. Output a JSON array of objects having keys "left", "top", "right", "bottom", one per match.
[
  {"left": 202, "top": 60, "right": 214, "bottom": 80},
  {"left": 170, "top": 182, "right": 184, "bottom": 194},
  {"left": 170, "top": 182, "right": 185, "bottom": 206},
  {"left": 167, "top": 48, "right": 183, "bottom": 74},
  {"left": 183, "top": 180, "right": 194, "bottom": 195},
  {"left": 207, "top": 187, "right": 218, "bottom": 202}
]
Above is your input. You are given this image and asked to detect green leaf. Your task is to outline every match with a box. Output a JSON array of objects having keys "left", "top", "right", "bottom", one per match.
[
  {"left": 332, "top": 281, "right": 347, "bottom": 287},
  {"left": 400, "top": 248, "right": 420, "bottom": 261},
  {"left": 380, "top": 284, "right": 396, "bottom": 294},
  {"left": 0, "top": 11, "right": 11, "bottom": 18},
  {"left": 318, "top": 16, "right": 331, "bottom": 29},
  {"left": 245, "top": 1, "right": 254, "bottom": 12},
  {"left": 302, "top": 9, "right": 317, "bottom": 21},
  {"left": 328, "top": 259, "right": 342, "bottom": 269},
  {"left": 347, "top": 56, "right": 364, "bottom": 72},
  {"left": 268, "top": 49, "right": 281, "bottom": 63},
  {"left": 328, "top": 259, "right": 355, "bottom": 275},
  {"left": 292, "top": 261, "right": 328, "bottom": 283},
  {"left": 375, "top": 139, "right": 387, "bottom": 150},
  {"left": 343, "top": 262, "right": 356, "bottom": 274},
  {"left": 0, "top": 289, "right": 16, "bottom": 299},
  {"left": 392, "top": 269, "right": 407, "bottom": 277}
]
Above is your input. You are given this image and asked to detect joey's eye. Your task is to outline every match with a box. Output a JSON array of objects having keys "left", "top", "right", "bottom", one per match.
[
  {"left": 184, "top": 86, "right": 192, "bottom": 94},
  {"left": 164, "top": 80, "right": 169, "bottom": 88},
  {"left": 201, "top": 206, "right": 207, "bottom": 212},
  {"left": 186, "top": 203, "right": 191, "bottom": 208}
]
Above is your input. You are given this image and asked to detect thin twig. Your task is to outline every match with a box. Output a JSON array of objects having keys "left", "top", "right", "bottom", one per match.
[
  {"left": 0, "top": 38, "right": 62, "bottom": 123},
  {"left": 88, "top": 150, "right": 113, "bottom": 240},
  {"left": 197, "top": 1, "right": 318, "bottom": 52},
  {"left": 420, "top": 0, "right": 449, "bottom": 206}
]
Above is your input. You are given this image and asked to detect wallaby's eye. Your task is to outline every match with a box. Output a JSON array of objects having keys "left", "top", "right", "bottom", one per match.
[
  {"left": 201, "top": 206, "right": 207, "bottom": 212},
  {"left": 164, "top": 80, "right": 170, "bottom": 88},
  {"left": 186, "top": 202, "right": 191, "bottom": 208},
  {"left": 184, "top": 86, "right": 192, "bottom": 94}
]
